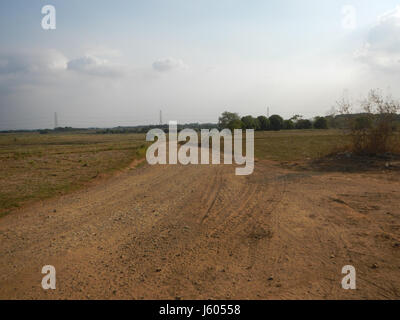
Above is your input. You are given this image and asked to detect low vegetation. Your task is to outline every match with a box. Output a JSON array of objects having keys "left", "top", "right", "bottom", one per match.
[
  {"left": 254, "top": 130, "right": 349, "bottom": 161},
  {"left": 0, "top": 133, "right": 147, "bottom": 217},
  {"left": 336, "top": 89, "right": 400, "bottom": 155}
]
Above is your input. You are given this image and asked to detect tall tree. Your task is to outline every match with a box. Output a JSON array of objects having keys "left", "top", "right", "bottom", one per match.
[
  {"left": 269, "top": 115, "right": 284, "bottom": 131},
  {"left": 241, "top": 116, "right": 259, "bottom": 130},
  {"left": 257, "top": 116, "right": 270, "bottom": 131},
  {"left": 218, "top": 111, "right": 241, "bottom": 130},
  {"left": 313, "top": 117, "right": 328, "bottom": 129}
]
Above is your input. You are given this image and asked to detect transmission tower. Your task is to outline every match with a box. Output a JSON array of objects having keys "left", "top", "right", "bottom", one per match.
[{"left": 54, "top": 112, "right": 58, "bottom": 129}]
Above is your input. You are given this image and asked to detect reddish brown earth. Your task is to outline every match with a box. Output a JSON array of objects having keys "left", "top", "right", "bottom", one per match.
[{"left": 1, "top": 160, "right": 400, "bottom": 299}]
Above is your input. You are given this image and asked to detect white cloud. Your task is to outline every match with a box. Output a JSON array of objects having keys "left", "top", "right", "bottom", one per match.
[
  {"left": 355, "top": 6, "right": 400, "bottom": 73},
  {"left": 67, "top": 55, "right": 123, "bottom": 77},
  {"left": 0, "top": 49, "right": 125, "bottom": 78},
  {"left": 0, "top": 49, "right": 67, "bottom": 75},
  {"left": 152, "top": 57, "right": 186, "bottom": 72}
]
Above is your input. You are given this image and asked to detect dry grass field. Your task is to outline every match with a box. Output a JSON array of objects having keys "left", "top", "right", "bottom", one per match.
[
  {"left": 0, "top": 129, "right": 348, "bottom": 218},
  {"left": 0, "top": 132, "right": 147, "bottom": 217}
]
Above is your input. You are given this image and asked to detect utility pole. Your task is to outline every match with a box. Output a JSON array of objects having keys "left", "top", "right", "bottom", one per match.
[
  {"left": 159, "top": 110, "right": 162, "bottom": 125},
  {"left": 267, "top": 107, "right": 270, "bottom": 118},
  {"left": 54, "top": 112, "right": 58, "bottom": 129}
]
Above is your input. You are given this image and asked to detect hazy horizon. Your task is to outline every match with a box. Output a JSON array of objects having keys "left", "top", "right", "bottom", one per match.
[{"left": 1, "top": 0, "right": 400, "bottom": 130}]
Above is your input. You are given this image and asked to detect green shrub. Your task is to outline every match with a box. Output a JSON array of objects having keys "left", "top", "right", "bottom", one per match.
[{"left": 337, "top": 89, "right": 400, "bottom": 154}]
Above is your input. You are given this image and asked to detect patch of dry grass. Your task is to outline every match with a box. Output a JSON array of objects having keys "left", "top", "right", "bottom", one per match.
[
  {"left": 0, "top": 132, "right": 147, "bottom": 217},
  {"left": 254, "top": 129, "right": 350, "bottom": 161}
]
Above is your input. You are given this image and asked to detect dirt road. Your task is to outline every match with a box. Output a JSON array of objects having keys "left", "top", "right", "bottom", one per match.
[{"left": 1, "top": 159, "right": 400, "bottom": 299}]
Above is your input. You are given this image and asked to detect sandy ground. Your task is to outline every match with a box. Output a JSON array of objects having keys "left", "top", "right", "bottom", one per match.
[{"left": 1, "top": 159, "right": 400, "bottom": 299}]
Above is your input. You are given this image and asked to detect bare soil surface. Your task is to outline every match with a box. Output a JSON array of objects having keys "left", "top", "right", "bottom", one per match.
[{"left": 1, "top": 159, "right": 400, "bottom": 299}]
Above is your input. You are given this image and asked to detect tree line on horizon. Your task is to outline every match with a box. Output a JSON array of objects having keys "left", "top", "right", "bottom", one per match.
[
  {"left": 218, "top": 111, "right": 328, "bottom": 131},
  {"left": 4, "top": 107, "right": 399, "bottom": 135}
]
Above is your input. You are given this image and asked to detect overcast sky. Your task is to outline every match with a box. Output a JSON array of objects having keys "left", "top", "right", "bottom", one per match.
[{"left": 1, "top": 0, "right": 400, "bottom": 130}]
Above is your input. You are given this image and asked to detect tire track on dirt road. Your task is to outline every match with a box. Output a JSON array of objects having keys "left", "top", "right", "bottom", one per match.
[{"left": 1, "top": 158, "right": 400, "bottom": 299}]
